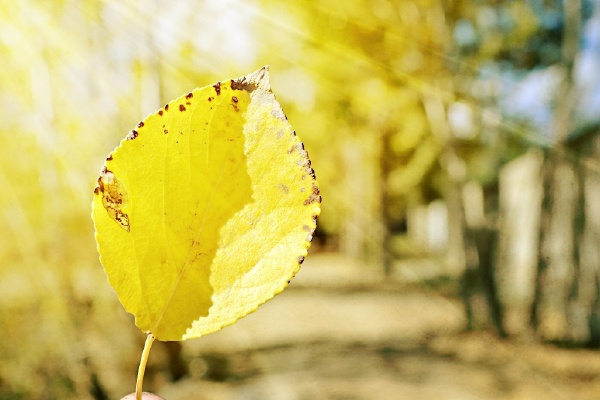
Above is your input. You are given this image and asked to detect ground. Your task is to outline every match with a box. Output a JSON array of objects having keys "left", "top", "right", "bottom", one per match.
[{"left": 143, "top": 254, "right": 600, "bottom": 400}]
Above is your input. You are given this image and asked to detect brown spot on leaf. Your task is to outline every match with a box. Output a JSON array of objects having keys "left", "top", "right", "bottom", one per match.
[
  {"left": 303, "top": 183, "right": 321, "bottom": 205},
  {"left": 158, "top": 110, "right": 163, "bottom": 116},
  {"left": 186, "top": 92, "right": 193, "bottom": 99},
  {"left": 98, "top": 169, "right": 130, "bottom": 231},
  {"left": 213, "top": 82, "right": 221, "bottom": 95},
  {"left": 126, "top": 130, "right": 138, "bottom": 140},
  {"left": 230, "top": 78, "right": 244, "bottom": 90},
  {"left": 164, "top": 129, "right": 168, "bottom": 134},
  {"left": 164, "top": 104, "right": 169, "bottom": 111},
  {"left": 94, "top": 174, "right": 104, "bottom": 195},
  {"left": 179, "top": 104, "right": 186, "bottom": 112},
  {"left": 298, "top": 256, "right": 305, "bottom": 264},
  {"left": 208, "top": 97, "right": 213, "bottom": 102},
  {"left": 106, "top": 154, "right": 113, "bottom": 161},
  {"left": 232, "top": 96, "right": 238, "bottom": 103},
  {"left": 230, "top": 77, "right": 258, "bottom": 91},
  {"left": 137, "top": 121, "right": 144, "bottom": 128}
]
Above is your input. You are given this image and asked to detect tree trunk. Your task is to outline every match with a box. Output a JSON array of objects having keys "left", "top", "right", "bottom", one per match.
[
  {"left": 497, "top": 151, "right": 543, "bottom": 337},
  {"left": 531, "top": 0, "right": 582, "bottom": 342}
]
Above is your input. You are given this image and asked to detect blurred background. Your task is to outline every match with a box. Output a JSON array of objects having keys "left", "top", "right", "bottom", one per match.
[{"left": 2, "top": 0, "right": 600, "bottom": 399}]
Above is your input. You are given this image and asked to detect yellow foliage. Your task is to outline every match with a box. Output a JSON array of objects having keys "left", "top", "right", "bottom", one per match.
[{"left": 92, "top": 67, "right": 320, "bottom": 341}]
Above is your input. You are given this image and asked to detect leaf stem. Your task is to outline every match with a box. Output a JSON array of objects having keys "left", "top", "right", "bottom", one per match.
[{"left": 136, "top": 333, "right": 156, "bottom": 400}]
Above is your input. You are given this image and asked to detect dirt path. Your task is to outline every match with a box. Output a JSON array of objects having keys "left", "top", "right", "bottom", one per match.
[{"left": 151, "top": 254, "right": 600, "bottom": 400}]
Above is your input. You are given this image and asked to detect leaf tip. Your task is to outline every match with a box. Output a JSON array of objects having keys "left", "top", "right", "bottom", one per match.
[{"left": 231, "top": 66, "right": 271, "bottom": 93}]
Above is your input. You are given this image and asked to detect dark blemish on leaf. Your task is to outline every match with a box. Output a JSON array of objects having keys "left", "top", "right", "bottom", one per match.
[
  {"left": 208, "top": 97, "right": 213, "bottom": 102},
  {"left": 303, "top": 150, "right": 317, "bottom": 179},
  {"left": 98, "top": 169, "right": 130, "bottom": 231},
  {"left": 164, "top": 104, "right": 169, "bottom": 111},
  {"left": 137, "top": 121, "right": 144, "bottom": 128},
  {"left": 158, "top": 110, "right": 163, "bottom": 116},
  {"left": 303, "top": 183, "right": 321, "bottom": 205},
  {"left": 186, "top": 92, "right": 193, "bottom": 99},
  {"left": 106, "top": 154, "right": 113, "bottom": 161},
  {"left": 231, "top": 78, "right": 244, "bottom": 90},
  {"left": 113, "top": 210, "right": 130, "bottom": 231},
  {"left": 179, "top": 104, "right": 186, "bottom": 112},
  {"left": 126, "top": 130, "right": 138, "bottom": 140},
  {"left": 94, "top": 175, "right": 104, "bottom": 194},
  {"left": 163, "top": 129, "right": 168, "bottom": 134},
  {"left": 231, "top": 77, "right": 258, "bottom": 91},
  {"left": 213, "top": 82, "right": 221, "bottom": 95},
  {"left": 298, "top": 256, "right": 305, "bottom": 264},
  {"left": 186, "top": 101, "right": 191, "bottom": 105},
  {"left": 232, "top": 96, "right": 238, "bottom": 103}
]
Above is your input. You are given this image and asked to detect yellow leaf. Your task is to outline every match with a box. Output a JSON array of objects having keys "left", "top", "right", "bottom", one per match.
[{"left": 92, "top": 67, "right": 320, "bottom": 341}]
